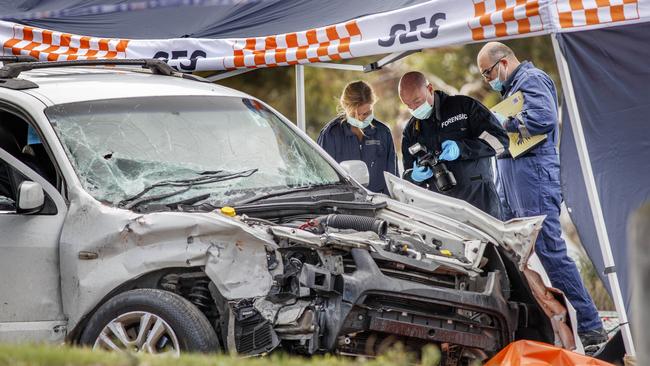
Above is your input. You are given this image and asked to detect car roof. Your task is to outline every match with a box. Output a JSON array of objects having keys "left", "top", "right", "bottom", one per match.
[{"left": 18, "top": 66, "right": 248, "bottom": 105}]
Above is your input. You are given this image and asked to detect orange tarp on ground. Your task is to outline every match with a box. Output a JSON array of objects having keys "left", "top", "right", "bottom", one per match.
[{"left": 485, "top": 340, "right": 614, "bottom": 366}]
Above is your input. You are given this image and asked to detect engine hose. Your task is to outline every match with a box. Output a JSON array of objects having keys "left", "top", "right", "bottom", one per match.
[{"left": 321, "top": 214, "right": 387, "bottom": 236}]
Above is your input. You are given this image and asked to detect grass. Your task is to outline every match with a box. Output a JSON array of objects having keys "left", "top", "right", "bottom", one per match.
[{"left": 0, "top": 343, "right": 448, "bottom": 366}]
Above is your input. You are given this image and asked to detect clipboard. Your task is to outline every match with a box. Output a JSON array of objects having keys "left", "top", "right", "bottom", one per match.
[{"left": 491, "top": 91, "right": 547, "bottom": 159}]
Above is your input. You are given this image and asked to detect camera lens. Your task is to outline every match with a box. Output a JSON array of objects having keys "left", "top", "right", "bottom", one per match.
[{"left": 432, "top": 163, "right": 456, "bottom": 192}]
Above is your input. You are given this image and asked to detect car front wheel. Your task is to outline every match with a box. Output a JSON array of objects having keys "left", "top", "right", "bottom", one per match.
[{"left": 80, "top": 288, "right": 220, "bottom": 354}]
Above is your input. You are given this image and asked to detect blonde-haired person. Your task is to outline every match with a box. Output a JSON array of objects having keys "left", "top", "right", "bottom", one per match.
[{"left": 317, "top": 81, "right": 397, "bottom": 194}]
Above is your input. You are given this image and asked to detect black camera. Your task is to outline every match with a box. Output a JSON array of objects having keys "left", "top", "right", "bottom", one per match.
[{"left": 403, "top": 143, "right": 457, "bottom": 192}]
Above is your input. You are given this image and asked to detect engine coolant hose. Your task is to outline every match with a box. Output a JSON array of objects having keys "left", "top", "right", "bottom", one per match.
[{"left": 320, "top": 214, "right": 387, "bottom": 236}]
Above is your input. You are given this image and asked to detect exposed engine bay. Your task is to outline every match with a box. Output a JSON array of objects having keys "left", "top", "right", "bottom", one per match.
[{"left": 153, "top": 191, "right": 568, "bottom": 364}]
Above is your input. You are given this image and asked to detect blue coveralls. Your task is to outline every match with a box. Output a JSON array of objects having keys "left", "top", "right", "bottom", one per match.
[
  {"left": 317, "top": 117, "right": 397, "bottom": 194},
  {"left": 498, "top": 61, "right": 601, "bottom": 332}
]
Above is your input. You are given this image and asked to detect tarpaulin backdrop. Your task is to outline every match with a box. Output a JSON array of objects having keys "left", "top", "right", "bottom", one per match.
[
  {"left": 558, "top": 21, "right": 650, "bottom": 313},
  {"left": 2, "top": 0, "right": 649, "bottom": 71},
  {"left": 0, "top": 0, "right": 429, "bottom": 39}
]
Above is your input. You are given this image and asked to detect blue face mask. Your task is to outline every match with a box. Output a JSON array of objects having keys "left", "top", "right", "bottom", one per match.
[
  {"left": 409, "top": 100, "right": 433, "bottom": 120},
  {"left": 489, "top": 78, "right": 503, "bottom": 92},
  {"left": 347, "top": 113, "right": 373, "bottom": 129},
  {"left": 489, "top": 64, "right": 507, "bottom": 92}
]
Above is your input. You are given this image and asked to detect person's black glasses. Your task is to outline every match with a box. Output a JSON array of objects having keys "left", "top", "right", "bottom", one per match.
[{"left": 481, "top": 57, "right": 505, "bottom": 79}]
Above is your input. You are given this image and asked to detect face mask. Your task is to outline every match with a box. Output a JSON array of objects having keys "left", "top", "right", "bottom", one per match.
[
  {"left": 347, "top": 113, "right": 373, "bottom": 129},
  {"left": 409, "top": 100, "right": 433, "bottom": 120},
  {"left": 489, "top": 63, "right": 508, "bottom": 92}
]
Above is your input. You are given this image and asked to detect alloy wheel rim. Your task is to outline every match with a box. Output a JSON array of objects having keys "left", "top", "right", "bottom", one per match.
[{"left": 93, "top": 311, "right": 180, "bottom": 356}]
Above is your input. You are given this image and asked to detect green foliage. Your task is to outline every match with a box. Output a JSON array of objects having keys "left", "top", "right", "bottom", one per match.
[
  {"left": 0, "top": 343, "right": 445, "bottom": 366},
  {"left": 215, "top": 67, "right": 297, "bottom": 122},
  {"left": 563, "top": 215, "right": 614, "bottom": 311},
  {"left": 578, "top": 254, "right": 615, "bottom": 311},
  {"left": 207, "top": 36, "right": 560, "bottom": 147}
]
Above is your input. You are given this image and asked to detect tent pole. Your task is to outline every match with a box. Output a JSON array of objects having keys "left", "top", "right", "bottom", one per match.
[
  {"left": 204, "top": 68, "right": 253, "bottom": 82},
  {"left": 306, "top": 62, "right": 365, "bottom": 72},
  {"left": 295, "top": 64, "right": 306, "bottom": 131},
  {"left": 551, "top": 34, "right": 636, "bottom": 356}
]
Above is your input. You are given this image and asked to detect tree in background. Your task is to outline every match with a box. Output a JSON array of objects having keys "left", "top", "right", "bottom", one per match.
[{"left": 216, "top": 36, "right": 560, "bottom": 143}]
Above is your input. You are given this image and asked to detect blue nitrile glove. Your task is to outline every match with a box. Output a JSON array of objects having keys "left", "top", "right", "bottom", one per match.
[
  {"left": 439, "top": 140, "right": 460, "bottom": 161},
  {"left": 410, "top": 161, "right": 433, "bottom": 182}
]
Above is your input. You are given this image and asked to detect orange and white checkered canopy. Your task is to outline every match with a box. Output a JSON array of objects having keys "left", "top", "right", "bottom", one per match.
[{"left": 1, "top": 0, "right": 648, "bottom": 71}]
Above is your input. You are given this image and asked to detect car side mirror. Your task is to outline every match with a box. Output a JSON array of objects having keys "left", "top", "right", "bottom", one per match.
[
  {"left": 16, "top": 181, "right": 45, "bottom": 214},
  {"left": 340, "top": 160, "right": 369, "bottom": 187}
]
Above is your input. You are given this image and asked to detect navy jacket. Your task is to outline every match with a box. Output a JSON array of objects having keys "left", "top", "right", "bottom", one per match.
[
  {"left": 317, "top": 117, "right": 397, "bottom": 194},
  {"left": 401, "top": 91, "right": 508, "bottom": 218}
]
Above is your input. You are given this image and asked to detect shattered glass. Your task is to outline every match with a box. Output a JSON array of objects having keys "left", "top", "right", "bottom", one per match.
[{"left": 45, "top": 96, "right": 341, "bottom": 207}]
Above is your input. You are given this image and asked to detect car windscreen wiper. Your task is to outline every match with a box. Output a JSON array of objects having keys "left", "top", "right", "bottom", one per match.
[
  {"left": 234, "top": 182, "right": 348, "bottom": 205},
  {"left": 139, "top": 192, "right": 213, "bottom": 212},
  {"left": 117, "top": 169, "right": 258, "bottom": 210}
]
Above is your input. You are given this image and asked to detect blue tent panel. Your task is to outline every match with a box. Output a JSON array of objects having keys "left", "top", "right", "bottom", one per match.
[
  {"left": 0, "top": 0, "right": 427, "bottom": 39},
  {"left": 558, "top": 22, "right": 650, "bottom": 312}
]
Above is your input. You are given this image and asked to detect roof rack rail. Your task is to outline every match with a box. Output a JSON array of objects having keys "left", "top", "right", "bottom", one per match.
[
  {"left": 0, "top": 58, "right": 178, "bottom": 79},
  {"left": 0, "top": 55, "right": 38, "bottom": 64}
]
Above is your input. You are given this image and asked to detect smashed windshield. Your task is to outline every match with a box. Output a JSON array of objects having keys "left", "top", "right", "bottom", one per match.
[{"left": 46, "top": 96, "right": 342, "bottom": 207}]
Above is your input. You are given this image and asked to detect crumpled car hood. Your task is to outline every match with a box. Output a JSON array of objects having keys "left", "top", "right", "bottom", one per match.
[{"left": 384, "top": 173, "right": 544, "bottom": 270}]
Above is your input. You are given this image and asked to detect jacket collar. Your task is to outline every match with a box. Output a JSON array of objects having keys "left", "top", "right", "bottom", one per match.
[
  {"left": 407, "top": 91, "right": 447, "bottom": 150},
  {"left": 502, "top": 61, "right": 532, "bottom": 96},
  {"left": 421, "top": 90, "right": 446, "bottom": 123},
  {"left": 434, "top": 90, "right": 444, "bottom": 121},
  {"left": 342, "top": 118, "right": 377, "bottom": 137},
  {"left": 408, "top": 90, "right": 447, "bottom": 128}
]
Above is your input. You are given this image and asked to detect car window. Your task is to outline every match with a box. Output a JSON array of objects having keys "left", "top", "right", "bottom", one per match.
[
  {"left": 0, "top": 157, "right": 57, "bottom": 214},
  {"left": 0, "top": 111, "right": 58, "bottom": 187},
  {"left": 46, "top": 96, "right": 343, "bottom": 207},
  {"left": 0, "top": 163, "right": 16, "bottom": 211}
]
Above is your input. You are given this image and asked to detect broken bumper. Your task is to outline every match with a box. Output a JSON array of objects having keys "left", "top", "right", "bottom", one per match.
[{"left": 321, "top": 248, "right": 517, "bottom": 353}]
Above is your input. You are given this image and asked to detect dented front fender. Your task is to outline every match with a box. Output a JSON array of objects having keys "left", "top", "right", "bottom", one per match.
[{"left": 60, "top": 188, "right": 280, "bottom": 333}]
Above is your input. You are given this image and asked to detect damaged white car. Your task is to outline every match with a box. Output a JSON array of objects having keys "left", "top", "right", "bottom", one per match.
[{"left": 0, "top": 59, "right": 581, "bottom": 363}]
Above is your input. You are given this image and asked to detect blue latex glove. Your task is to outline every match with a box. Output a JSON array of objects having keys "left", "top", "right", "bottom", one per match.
[
  {"left": 439, "top": 140, "right": 460, "bottom": 161},
  {"left": 410, "top": 161, "right": 433, "bottom": 182}
]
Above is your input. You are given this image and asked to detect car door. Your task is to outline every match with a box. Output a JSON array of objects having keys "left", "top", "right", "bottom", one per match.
[{"left": 0, "top": 147, "right": 67, "bottom": 343}]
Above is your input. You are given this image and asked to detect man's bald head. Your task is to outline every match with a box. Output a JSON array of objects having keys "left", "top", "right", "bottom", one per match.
[
  {"left": 477, "top": 42, "right": 520, "bottom": 82},
  {"left": 478, "top": 42, "right": 516, "bottom": 64},
  {"left": 399, "top": 71, "right": 434, "bottom": 111},
  {"left": 399, "top": 71, "right": 428, "bottom": 93}
]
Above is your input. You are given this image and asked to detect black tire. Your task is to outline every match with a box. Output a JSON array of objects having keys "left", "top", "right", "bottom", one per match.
[{"left": 80, "top": 288, "right": 220, "bottom": 353}]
